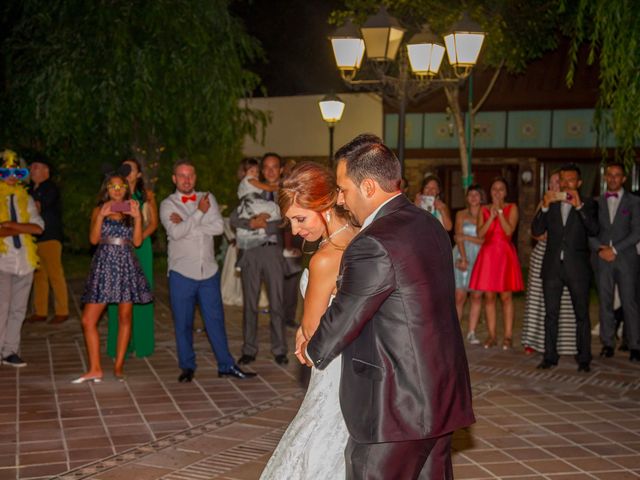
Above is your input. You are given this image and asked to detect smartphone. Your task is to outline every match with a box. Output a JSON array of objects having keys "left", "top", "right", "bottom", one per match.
[
  {"left": 111, "top": 201, "right": 131, "bottom": 213},
  {"left": 420, "top": 195, "right": 436, "bottom": 213}
]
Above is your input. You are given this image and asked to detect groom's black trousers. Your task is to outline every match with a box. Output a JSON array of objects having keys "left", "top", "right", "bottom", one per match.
[{"left": 345, "top": 433, "right": 453, "bottom": 480}]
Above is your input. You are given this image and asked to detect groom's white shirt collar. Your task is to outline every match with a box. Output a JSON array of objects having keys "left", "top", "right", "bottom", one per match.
[{"left": 360, "top": 193, "right": 402, "bottom": 230}]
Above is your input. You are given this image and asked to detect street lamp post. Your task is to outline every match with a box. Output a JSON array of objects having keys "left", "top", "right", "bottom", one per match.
[
  {"left": 318, "top": 93, "right": 346, "bottom": 167},
  {"left": 329, "top": 8, "right": 485, "bottom": 183}
]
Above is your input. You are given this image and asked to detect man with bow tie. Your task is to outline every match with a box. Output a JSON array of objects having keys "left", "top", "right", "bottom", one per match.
[
  {"left": 160, "top": 159, "right": 256, "bottom": 382},
  {"left": 589, "top": 162, "right": 640, "bottom": 362},
  {"left": 532, "top": 163, "right": 599, "bottom": 372}
]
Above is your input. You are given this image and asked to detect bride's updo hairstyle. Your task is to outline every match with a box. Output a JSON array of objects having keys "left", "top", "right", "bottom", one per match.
[{"left": 278, "top": 162, "right": 350, "bottom": 227}]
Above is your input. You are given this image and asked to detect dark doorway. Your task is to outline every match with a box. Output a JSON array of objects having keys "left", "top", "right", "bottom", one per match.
[{"left": 436, "top": 163, "right": 521, "bottom": 248}]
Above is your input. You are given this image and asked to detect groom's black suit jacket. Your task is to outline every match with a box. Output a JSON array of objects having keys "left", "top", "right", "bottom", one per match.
[{"left": 307, "top": 194, "right": 475, "bottom": 444}]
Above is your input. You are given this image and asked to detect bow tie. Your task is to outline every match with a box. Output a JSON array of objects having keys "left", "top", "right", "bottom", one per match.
[
  {"left": 605, "top": 192, "right": 619, "bottom": 200},
  {"left": 181, "top": 194, "right": 197, "bottom": 203}
]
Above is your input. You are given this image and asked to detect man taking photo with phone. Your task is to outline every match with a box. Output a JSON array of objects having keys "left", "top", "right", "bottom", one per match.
[{"left": 532, "top": 163, "right": 599, "bottom": 373}]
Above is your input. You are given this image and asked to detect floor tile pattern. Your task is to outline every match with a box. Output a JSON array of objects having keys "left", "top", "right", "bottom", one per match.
[{"left": 1, "top": 276, "right": 639, "bottom": 479}]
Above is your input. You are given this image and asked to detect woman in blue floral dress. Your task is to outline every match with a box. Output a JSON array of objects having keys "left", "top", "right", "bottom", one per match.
[{"left": 73, "top": 173, "right": 152, "bottom": 383}]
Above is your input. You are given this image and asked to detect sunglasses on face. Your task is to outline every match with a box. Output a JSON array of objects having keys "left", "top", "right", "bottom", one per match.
[
  {"left": 107, "top": 183, "right": 128, "bottom": 192},
  {"left": 0, "top": 168, "right": 30, "bottom": 180}
]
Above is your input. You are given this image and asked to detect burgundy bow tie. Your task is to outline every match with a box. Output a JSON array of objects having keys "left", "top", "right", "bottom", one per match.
[
  {"left": 181, "top": 194, "right": 197, "bottom": 203},
  {"left": 605, "top": 192, "right": 619, "bottom": 200}
]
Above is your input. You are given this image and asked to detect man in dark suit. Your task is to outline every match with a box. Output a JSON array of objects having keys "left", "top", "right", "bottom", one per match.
[
  {"left": 589, "top": 162, "right": 640, "bottom": 362},
  {"left": 532, "top": 163, "right": 599, "bottom": 372},
  {"left": 298, "top": 135, "right": 475, "bottom": 479}
]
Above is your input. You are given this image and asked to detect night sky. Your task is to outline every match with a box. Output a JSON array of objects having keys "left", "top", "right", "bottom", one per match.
[{"left": 232, "top": 0, "right": 347, "bottom": 96}]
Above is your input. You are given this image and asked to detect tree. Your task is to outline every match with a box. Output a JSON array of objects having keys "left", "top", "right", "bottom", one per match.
[
  {"left": 565, "top": 0, "right": 639, "bottom": 165},
  {"left": 1, "top": 0, "right": 267, "bottom": 248},
  {"left": 332, "top": 0, "right": 567, "bottom": 186}
]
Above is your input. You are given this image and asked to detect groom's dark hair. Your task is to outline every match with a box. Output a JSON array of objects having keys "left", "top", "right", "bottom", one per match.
[{"left": 335, "top": 134, "right": 401, "bottom": 193}]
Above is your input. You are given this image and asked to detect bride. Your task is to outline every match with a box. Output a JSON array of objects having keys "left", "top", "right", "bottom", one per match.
[{"left": 260, "top": 162, "right": 357, "bottom": 479}]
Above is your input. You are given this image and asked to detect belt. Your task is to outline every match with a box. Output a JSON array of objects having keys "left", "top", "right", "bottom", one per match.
[
  {"left": 260, "top": 241, "right": 278, "bottom": 247},
  {"left": 100, "top": 237, "right": 132, "bottom": 246}
]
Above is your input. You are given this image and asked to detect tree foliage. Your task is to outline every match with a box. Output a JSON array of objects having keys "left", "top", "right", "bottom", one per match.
[
  {"left": 1, "top": 0, "right": 267, "bottom": 249},
  {"left": 564, "top": 0, "right": 639, "bottom": 164}
]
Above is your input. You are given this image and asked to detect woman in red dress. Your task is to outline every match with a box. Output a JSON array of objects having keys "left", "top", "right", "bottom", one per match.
[{"left": 469, "top": 177, "right": 524, "bottom": 350}]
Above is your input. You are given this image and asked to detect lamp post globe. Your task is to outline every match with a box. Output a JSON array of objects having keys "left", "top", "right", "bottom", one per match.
[
  {"left": 318, "top": 93, "right": 345, "bottom": 166},
  {"left": 406, "top": 26, "right": 446, "bottom": 77},
  {"left": 444, "top": 12, "right": 486, "bottom": 78},
  {"left": 359, "top": 6, "right": 406, "bottom": 62},
  {"left": 329, "top": 20, "right": 365, "bottom": 81}
]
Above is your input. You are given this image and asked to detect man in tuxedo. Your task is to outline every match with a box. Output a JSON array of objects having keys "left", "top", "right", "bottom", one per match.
[
  {"left": 532, "top": 163, "right": 599, "bottom": 372},
  {"left": 589, "top": 162, "right": 640, "bottom": 362},
  {"left": 299, "top": 135, "right": 475, "bottom": 479}
]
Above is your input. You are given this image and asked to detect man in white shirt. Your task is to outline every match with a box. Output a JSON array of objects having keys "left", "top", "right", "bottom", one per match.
[
  {"left": 0, "top": 150, "right": 44, "bottom": 367},
  {"left": 160, "top": 159, "right": 256, "bottom": 382},
  {"left": 589, "top": 162, "right": 640, "bottom": 362}
]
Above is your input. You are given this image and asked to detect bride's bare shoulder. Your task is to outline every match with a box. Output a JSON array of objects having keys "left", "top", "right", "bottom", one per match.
[{"left": 309, "top": 244, "right": 343, "bottom": 276}]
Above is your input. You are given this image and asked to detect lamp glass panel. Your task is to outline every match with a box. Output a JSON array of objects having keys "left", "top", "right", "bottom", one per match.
[
  {"left": 443, "top": 33, "right": 458, "bottom": 64},
  {"left": 429, "top": 44, "right": 446, "bottom": 73},
  {"left": 361, "top": 28, "right": 390, "bottom": 60},
  {"left": 331, "top": 38, "right": 365, "bottom": 69},
  {"left": 407, "top": 43, "right": 428, "bottom": 72},
  {"left": 386, "top": 27, "right": 405, "bottom": 60},
  {"left": 453, "top": 33, "right": 484, "bottom": 65},
  {"left": 319, "top": 100, "right": 345, "bottom": 123},
  {"left": 407, "top": 43, "right": 444, "bottom": 75}
]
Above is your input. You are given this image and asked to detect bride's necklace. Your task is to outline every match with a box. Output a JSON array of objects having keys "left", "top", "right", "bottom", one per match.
[{"left": 319, "top": 222, "right": 350, "bottom": 247}]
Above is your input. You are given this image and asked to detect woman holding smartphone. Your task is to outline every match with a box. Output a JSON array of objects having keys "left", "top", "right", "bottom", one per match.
[
  {"left": 73, "top": 173, "right": 152, "bottom": 383},
  {"left": 106, "top": 159, "right": 158, "bottom": 359},
  {"left": 414, "top": 174, "right": 453, "bottom": 231}
]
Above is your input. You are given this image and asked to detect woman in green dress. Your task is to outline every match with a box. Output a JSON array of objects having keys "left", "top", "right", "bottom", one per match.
[{"left": 107, "top": 158, "right": 158, "bottom": 358}]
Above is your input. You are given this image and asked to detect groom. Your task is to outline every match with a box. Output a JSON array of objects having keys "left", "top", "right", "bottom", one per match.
[{"left": 298, "top": 135, "right": 475, "bottom": 479}]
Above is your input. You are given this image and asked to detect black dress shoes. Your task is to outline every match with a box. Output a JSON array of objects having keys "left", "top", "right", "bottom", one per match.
[
  {"left": 577, "top": 362, "right": 591, "bottom": 373},
  {"left": 275, "top": 354, "right": 289, "bottom": 365},
  {"left": 630, "top": 349, "right": 640, "bottom": 362},
  {"left": 536, "top": 360, "right": 557, "bottom": 370},
  {"left": 237, "top": 354, "right": 256, "bottom": 365},
  {"left": 218, "top": 365, "right": 257, "bottom": 379},
  {"left": 600, "top": 346, "right": 614, "bottom": 358},
  {"left": 178, "top": 368, "right": 194, "bottom": 383}
]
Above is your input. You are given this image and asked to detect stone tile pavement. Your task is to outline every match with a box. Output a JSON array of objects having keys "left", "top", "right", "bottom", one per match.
[{"left": 1, "top": 275, "right": 639, "bottom": 479}]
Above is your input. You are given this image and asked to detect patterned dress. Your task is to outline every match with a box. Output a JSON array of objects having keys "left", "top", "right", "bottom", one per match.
[
  {"left": 81, "top": 217, "right": 153, "bottom": 304},
  {"left": 521, "top": 240, "right": 577, "bottom": 354}
]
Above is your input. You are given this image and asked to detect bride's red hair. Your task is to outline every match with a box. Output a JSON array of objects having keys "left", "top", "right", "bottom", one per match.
[{"left": 279, "top": 162, "right": 333, "bottom": 213}]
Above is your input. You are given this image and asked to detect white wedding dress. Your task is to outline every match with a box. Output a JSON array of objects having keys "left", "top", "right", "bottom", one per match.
[{"left": 260, "top": 268, "right": 348, "bottom": 479}]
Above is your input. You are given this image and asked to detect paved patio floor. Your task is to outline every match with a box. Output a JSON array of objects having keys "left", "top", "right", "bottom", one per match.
[{"left": 1, "top": 275, "right": 640, "bottom": 480}]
